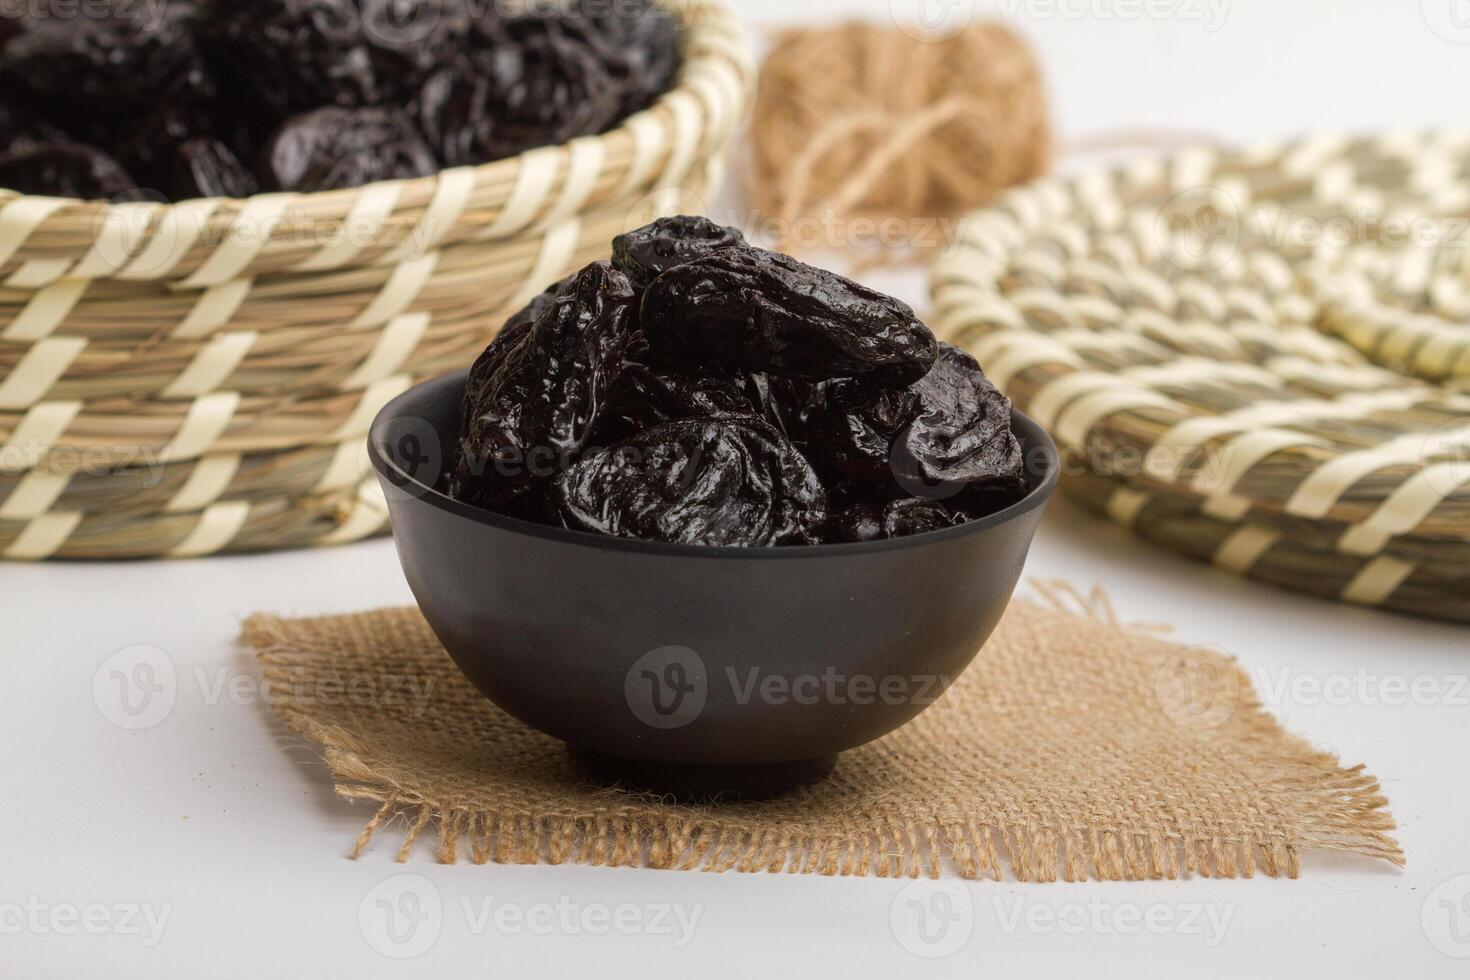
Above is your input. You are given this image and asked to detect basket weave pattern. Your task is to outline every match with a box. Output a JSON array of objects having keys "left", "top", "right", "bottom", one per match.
[
  {"left": 0, "top": 0, "right": 753, "bottom": 560},
  {"left": 932, "top": 131, "right": 1470, "bottom": 622}
]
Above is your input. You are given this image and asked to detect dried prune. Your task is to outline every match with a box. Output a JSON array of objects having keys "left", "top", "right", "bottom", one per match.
[
  {"left": 641, "top": 245, "right": 939, "bottom": 383},
  {"left": 566, "top": 0, "right": 682, "bottom": 117},
  {"left": 550, "top": 417, "right": 828, "bottom": 547},
  {"left": 358, "top": 0, "right": 474, "bottom": 100},
  {"left": 799, "top": 344, "right": 1023, "bottom": 503},
  {"left": 449, "top": 226, "right": 1029, "bottom": 547},
  {"left": 612, "top": 216, "right": 745, "bottom": 291},
  {"left": 258, "top": 106, "right": 437, "bottom": 192},
  {"left": 598, "top": 337, "right": 764, "bottom": 443},
  {"left": 412, "top": 56, "right": 495, "bottom": 168},
  {"left": 166, "top": 138, "right": 259, "bottom": 201},
  {"left": 892, "top": 345, "right": 1025, "bottom": 500},
  {"left": 0, "top": 141, "right": 136, "bottom": 200},
  {"left": 479, "top": 16, "right": 623, "bottom": 162},
  {"left": 449, "top": 262, "right": 638, "bottom": 510},
  {"left": 201, "top": 0, "right": 379, "bottom": 115},
  {"left": 1, "top": 6, "right": 204, "bottom": 118}
]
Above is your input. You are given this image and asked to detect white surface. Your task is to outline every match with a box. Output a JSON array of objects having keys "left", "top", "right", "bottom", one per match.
[{"left": 7, "top": 1, "right": 1470, "bottom": 977}]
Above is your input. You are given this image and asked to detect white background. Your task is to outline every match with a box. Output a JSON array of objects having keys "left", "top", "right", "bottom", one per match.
[{"left": 6, "top": 1, "right": 1470, "bottom": 976}]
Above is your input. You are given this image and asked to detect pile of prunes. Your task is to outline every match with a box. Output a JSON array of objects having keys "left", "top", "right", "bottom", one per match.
[
  {"left": 0, "top": 0, "right": 681, "bottom": 201},
  {"left": 448, "top": 217, "right": 1030, "bottom": 547}
]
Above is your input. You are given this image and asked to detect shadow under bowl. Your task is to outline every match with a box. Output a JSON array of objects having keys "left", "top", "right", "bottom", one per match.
[{"left": 370, "top": 370, "right": 1059, "bottom": 800}]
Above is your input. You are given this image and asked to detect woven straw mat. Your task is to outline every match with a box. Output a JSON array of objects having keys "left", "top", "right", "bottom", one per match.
[{"left": 932, "top": 130, "right": 1470, "bottom": 624}]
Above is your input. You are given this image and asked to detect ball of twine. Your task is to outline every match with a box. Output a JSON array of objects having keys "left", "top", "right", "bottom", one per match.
[{"left": 750, "top": 21, "right": 1051, "bottom": 252}]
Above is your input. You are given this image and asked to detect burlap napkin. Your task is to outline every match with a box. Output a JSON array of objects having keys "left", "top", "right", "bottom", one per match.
[{"left": 241, "top": 584, "right": 1403, "bottom": 881}]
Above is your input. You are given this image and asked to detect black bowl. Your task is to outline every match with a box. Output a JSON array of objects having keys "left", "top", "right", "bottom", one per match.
[{"left": 369, "top": 370, "right": 1058, "bottom": 799}]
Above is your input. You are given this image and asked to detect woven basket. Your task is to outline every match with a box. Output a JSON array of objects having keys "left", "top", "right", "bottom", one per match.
[
  {"left": 0, "top": 0, "right": 753, "bottom": 561},
  {"left": 932, "top": 130, "right": 1470, "bottom": 623}
]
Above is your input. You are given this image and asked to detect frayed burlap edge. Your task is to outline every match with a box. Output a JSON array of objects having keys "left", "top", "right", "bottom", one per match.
[{"left": 243, "top": 582, "right": 1404, "bottom": 880}]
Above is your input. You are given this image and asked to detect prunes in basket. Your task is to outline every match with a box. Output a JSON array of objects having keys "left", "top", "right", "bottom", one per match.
[
  {"left": 449, "top": 262, "right": 638, "bottom": 510},
  {"left": 167, "top": 138, "right": 260, "bottom": 200},
  {"left": 478, "top": 15, "right": 625, "bottom": 164},
  {"left": 0, "top": 142, "right": 137, "bottom": 200},
  {"left": 200, "top": 0, "right": 381, "bottom": 116},
  {"left": 1, "top": 5, "right": 205, "bottom": 118},
  {"left": 448, "top": 218, "right": 1028, "bottom": 547},
  {"left": 0, "top": 0, "right": 684, "bottom": 198},
  {"left": 566, "top": 0, "right": 682, "bottom": 118},
  {"left": 612, "top": 215, "right": 746, "bottom": 291},
  {"left": 258, "top": 106, "right": 438, "bottom": 192},
  {"left": 641, "top": 245, "right": 939, "bottom": 384},
  {"left": 550, "top": 417, "right": 828, "bottom": 547}
]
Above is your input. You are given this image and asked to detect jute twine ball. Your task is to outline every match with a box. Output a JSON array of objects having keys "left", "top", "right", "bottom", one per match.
[{"left": 750, "top": 21, "right": 1051, "bottom": 251}]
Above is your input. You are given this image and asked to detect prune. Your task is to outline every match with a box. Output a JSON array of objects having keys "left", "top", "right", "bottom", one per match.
[
  {"left": 0, "top": 102, "right": 64, "bottom": 154},
  {"left": 566, "top": 0, "right": 682, "bottom": 117},
  {"left": 258, "top": 106, "right": 437, "bottom": 192},
  {"left": 892, "top": 345, "right": 1025, "bottom": 500},
  {"left": 201, "top": 0, "right": 380, "bottom": 115},
  {"left": 166, "top": 138, "right": 259, "bottom": 201},
  {"left": 358, "top": 0, "right": 474, "bottom": 99},
  {"left": 412, "top": 56, "right": 495, "bottom": 168},
  {"left": 801, "top": 381, "right": 921, "bottom": 487},
  {"left": 1, "top": 6, "right": 204, "bottom": 118},
  {"left": 612, "top": 216, "right": 745, "bottom": 291},
  {"left": 0, "top": 142, "right": 136, "bottom": 200},
  {"left": 550, "top": 417, "right": 828, "bottom": 547},
  {"left": 799, "top": 345, "right": 1024, "bottom": 503},
  {"left": 449, "top": 226, "right": 1029, "bottom": 547},
  {"left": 598, "top": 337, "right": 763, "bottom": 443},
  {"left": 479, "top": 16, "right": 623, "bottom": 162},
  {"left": 449, "top": 262, "right": 637, "bottom": 510},
  {"left": 828, "top": 498, "right": 971, "bottom": 543},
  {"left": 641, "top": 245, "right": 939, "bottom": 383}
]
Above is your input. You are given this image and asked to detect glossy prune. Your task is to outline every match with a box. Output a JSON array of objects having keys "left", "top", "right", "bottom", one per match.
[
  {"left": 449, "top": 225, "right": 1028, "bottom": 547},
  {"left": 550, "top": 417, "right": 828, "bottom": 547},
  {"left": 0, "top": 141, "right": 136, "bottom": 200},
  {"left": 612, "top": 216, "right": 745, "bottom": 291},
  {"left": 449, "top": 262, "right": 638, "bottom": 510},
  {"left": 200, "top": 0, "right": 379, "bottom": 115},
  {"left": 358, "top": 0, "right": 474, "bottom": 100},
  {"left": 799, "top": 344, "right": 1024, "bottom": 503},
  {"left": 258, "top": 106, "right": 437, "bottom": 192},
  {"left": 566, "top": 0, "right": 682, "bottom": 117},
  {"left": 166, "top": 138, "right": 259, "bottom": 200},
  {"left": 892, "top": 345, "right": 1025, "bottom": 501},
  {"left": 641, "top": 245, "right": 939, "bottom": 383},
  {"left": 1, "top": 6, "right": 204, "bottom": 118},
  {"left": 479, "top": 16, "right": 623, "bottom": 162},
  {"left": 598, "top": 337, "right": 763, "bottom": 443},
  {"left": 411, "top": 55, "right": 495, "bottom": 168}
]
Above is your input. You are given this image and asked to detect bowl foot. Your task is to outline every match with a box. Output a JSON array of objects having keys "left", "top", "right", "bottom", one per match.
[{"left": 568, "top": 748, "right": 837, "bottom": 803}]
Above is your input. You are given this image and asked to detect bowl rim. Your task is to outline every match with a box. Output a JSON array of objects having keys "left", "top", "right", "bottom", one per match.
[{"left": 370, "top": 369, "right": 1060, "bottom": 561}]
